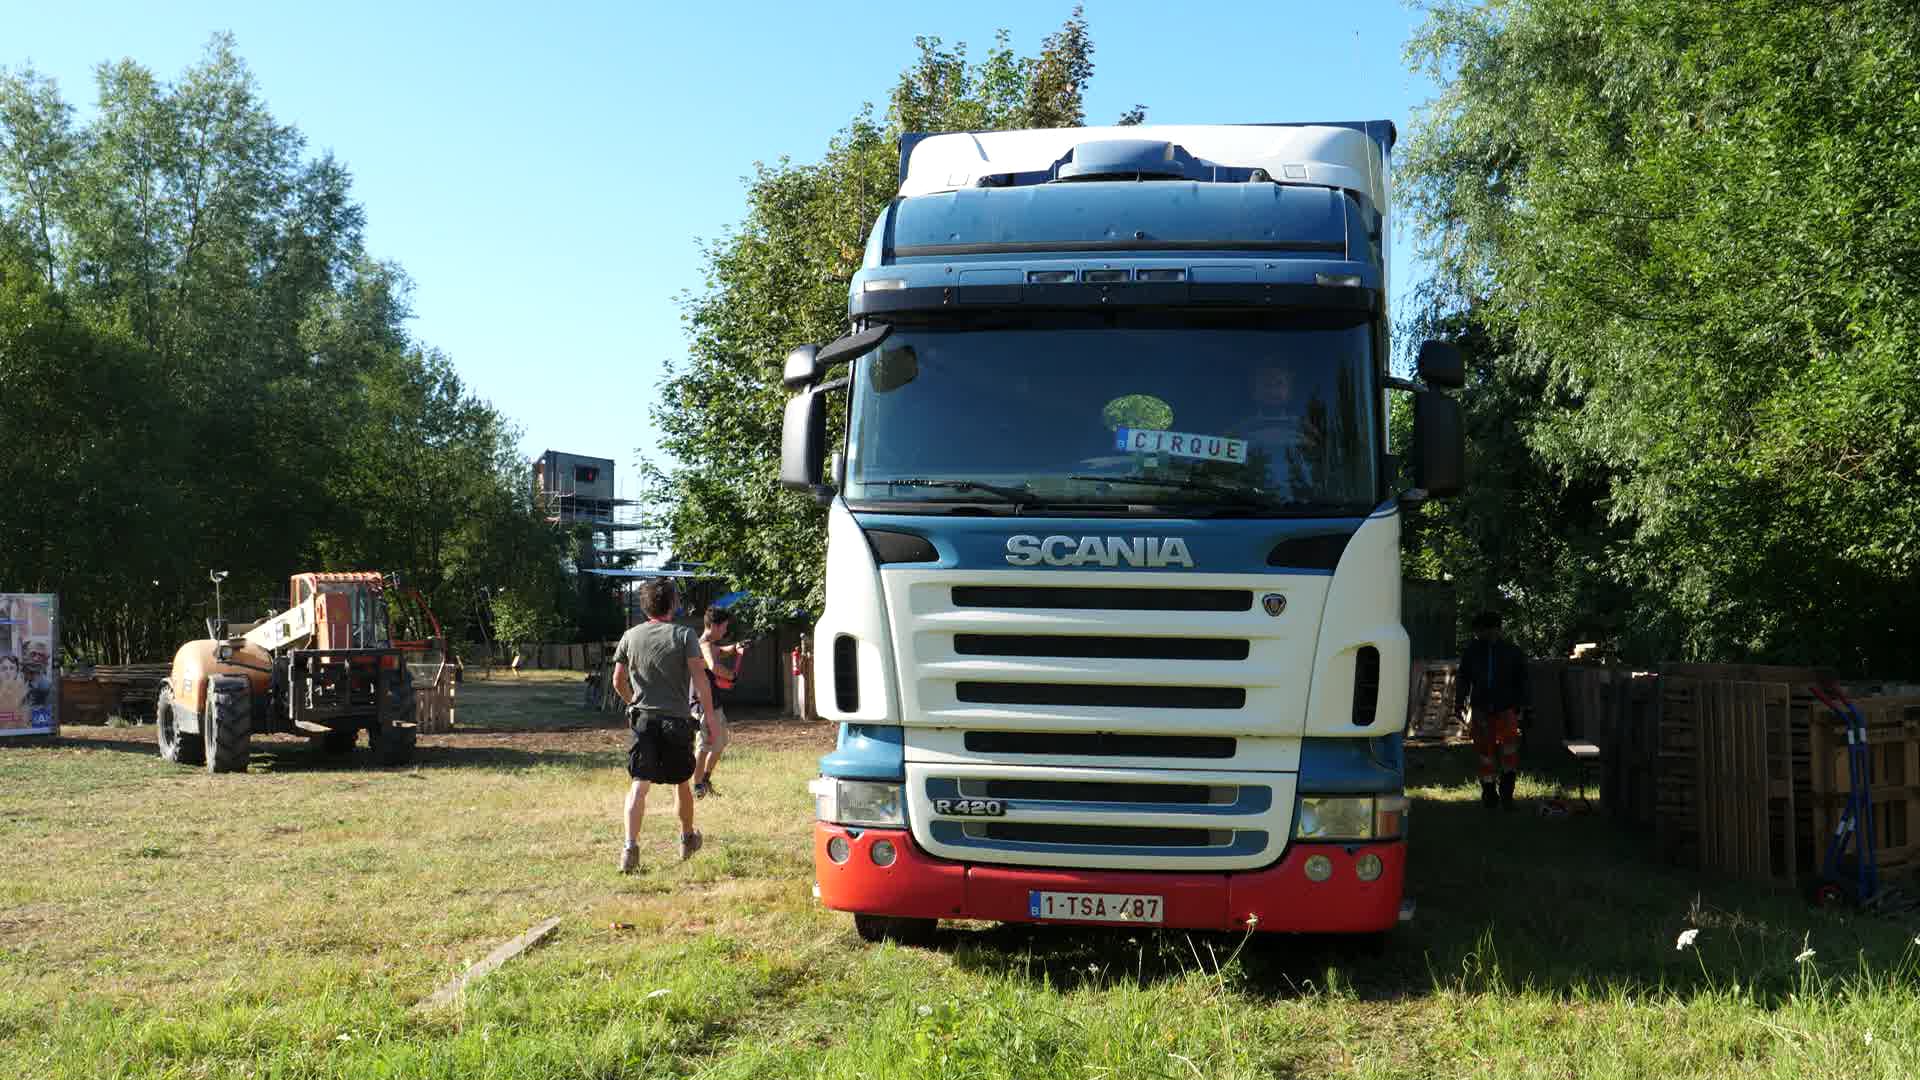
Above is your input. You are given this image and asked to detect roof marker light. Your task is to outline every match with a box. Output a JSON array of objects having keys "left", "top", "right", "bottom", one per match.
[
  {"left": 1137, "top": 269, "right": 1186, "bottom": 282},
  {"left": 1026, "top": 270, "right": 1075, "bottom": 284},
  {"left": 862, "top": 278, "right": 908, "bottom": 292},
  {"left": 1315, "top": 273, "right": 1363, "bottom": 288},
  {"left": 1083, "top": 268, "right": 1129, "bottom": 283}
]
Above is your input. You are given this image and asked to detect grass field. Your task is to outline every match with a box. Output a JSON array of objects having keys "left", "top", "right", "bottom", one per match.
[{"left": 3, "top": 671, "right": 1918, "bottom": 1078}]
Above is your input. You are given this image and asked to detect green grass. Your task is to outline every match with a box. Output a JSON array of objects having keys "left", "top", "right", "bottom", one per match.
[{"left": 3, "top": 678, "right": 1918, "bottom": 1078}]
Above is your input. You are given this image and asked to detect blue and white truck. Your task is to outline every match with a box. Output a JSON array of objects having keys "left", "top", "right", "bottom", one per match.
[{"left": 781, "top": 121, "right": 1465, "bottom": 942}]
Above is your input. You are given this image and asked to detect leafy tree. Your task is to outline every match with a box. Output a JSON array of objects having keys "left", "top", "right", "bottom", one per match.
[
  {"left": 0, "top": 37, "right": 566, "bottom": 662},
  {"left": 1400, "top": 0, "right": 1920, "bottom": 673},
  {"left": 649, "top": 8, "right": 1129, "bottom": 623}
]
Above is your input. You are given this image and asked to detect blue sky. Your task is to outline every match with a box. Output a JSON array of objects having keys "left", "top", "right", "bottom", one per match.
[{"left": 8, "top": 1, "right": 1440, "bottom": 496}]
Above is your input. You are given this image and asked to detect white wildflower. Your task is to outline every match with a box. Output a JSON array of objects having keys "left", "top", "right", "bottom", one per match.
[
  {"left": 1795, "top": 947, "right": 1816, "bottom": 964},
  {"left": 645, "top": 988, "right": 670, "bottom": 1000},
  {"left": 916, "top": 1004, "right": 932, "bottom": 1017},
  {"left": 1865, "top": 1030, "right": 1874, "bottom": 1047},
  {"left": 1676, "top": 928, "right": 1700, "bottom": 950},
  {"left": 336, "top": 1033, "right": 352, "bottom": 1043}
]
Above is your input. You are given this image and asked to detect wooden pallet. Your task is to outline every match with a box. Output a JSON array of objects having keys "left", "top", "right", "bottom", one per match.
[
  {"left": 1407, "top": 661, "right": 1457, "bottom": 739},
  {"left": 1655, "top": 676, "right": 1803, "bottom": 883}
]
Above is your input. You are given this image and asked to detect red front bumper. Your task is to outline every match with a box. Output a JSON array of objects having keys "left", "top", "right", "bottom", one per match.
[{"left": 813, "top": 823, "right": 1405, "bottom": 934}]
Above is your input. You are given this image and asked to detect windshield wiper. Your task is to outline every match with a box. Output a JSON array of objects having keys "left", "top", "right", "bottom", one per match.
[
  {"left": 875, "top": 477, "right": 1042, "bottom": 505},
  {"left": 1069, "top": 474, "right": 1282, "bottom": 508}
]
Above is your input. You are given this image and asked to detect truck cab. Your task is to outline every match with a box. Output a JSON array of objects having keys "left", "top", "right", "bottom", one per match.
[{"left": 783, "top": 122, "right": 1465, "bottom": 941}]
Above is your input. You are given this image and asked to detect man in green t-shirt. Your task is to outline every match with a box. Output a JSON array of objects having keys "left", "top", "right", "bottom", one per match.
[{"left": 611, "top": 578, "right": 717, "bottom": 872}]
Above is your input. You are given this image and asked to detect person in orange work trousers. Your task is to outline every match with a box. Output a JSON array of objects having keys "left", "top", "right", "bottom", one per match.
[{"left": 1453, "top": 611, "right": 1530, "bottom": 810}]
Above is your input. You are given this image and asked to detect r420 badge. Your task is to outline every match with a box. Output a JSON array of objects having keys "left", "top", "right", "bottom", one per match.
[{"left": 935, "top": 798, "right": 1005, "bottom": 817}]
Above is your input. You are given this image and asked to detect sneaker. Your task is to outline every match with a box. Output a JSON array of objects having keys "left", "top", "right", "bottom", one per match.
[
  {"left": 678, "top": 830, "right": 703, "bottom": 861},
  {"left": 618, "top": 843, "right": 639, "bottom": 874}
]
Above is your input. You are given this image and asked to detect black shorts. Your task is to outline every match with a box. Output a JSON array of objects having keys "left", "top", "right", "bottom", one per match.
[{"left": 627, "top": 713, "right": 697, "bottom": 784}]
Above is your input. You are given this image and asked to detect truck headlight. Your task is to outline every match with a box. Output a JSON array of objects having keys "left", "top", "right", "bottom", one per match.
[
  {"left": 1296, "top": 794, "right": 1408, "bottom": 841},
  {"left": 807, "top": 777, "right": 905, "bottom": 827}
]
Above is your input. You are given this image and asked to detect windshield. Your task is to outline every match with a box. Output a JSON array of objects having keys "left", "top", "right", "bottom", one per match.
[{"left": 844, "top": 317, "right": 1380, "bottom": 514}]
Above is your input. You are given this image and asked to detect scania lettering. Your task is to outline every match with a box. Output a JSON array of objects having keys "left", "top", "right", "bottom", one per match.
[
  {"left": 1003, "top": 534, "right": 1195, "bottom": 568},
  {"left": 781, "top": 122, "right": 1465, "bottom": 945}
]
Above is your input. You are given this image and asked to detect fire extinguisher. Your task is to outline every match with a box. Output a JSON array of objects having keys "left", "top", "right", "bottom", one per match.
[{"left": 790, "top": 647, "right": 803, "bottom": 676}]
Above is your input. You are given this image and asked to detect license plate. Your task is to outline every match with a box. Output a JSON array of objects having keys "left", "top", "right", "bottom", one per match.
[
  {"left": 934, "top": 798, "right": 1005, "bottom": 817},
  {"left": 1028, "top": 891, "right": 1164, "bottom": 924}
]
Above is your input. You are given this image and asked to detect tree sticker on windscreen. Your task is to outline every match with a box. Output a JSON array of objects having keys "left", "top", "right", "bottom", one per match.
[{"left": 1115, "top": 428, "right": 1248, "bottom": 464}]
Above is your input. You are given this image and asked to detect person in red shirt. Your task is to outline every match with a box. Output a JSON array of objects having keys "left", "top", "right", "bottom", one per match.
[{"left": 690, "top": 605, "right": 746, "bottom": 798}]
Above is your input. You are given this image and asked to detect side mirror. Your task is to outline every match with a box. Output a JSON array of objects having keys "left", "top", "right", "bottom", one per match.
[
  {"left": 1416, "top": 340, "right": 1465, "bottom": 389},
  {"left": 1413, "top": 390, "right": 1465, "bottom": 498},
  {"left": 782, "top": 345, "right": 822, "bottom": 390},
  {"left": 780, "top": 388, "right": 828, "bottom": 492}
]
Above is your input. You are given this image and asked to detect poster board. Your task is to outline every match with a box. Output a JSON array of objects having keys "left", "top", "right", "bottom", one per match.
[{"left": 0, "top": 593, "right": 58, "bottom": 737}]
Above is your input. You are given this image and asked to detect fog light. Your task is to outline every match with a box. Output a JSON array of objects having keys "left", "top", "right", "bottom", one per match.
[
  {"left": 827, "top": 836, "right": 850, "bottom": 864},
  {"left": 871, "top": 839, "right": 897, "bottom": 866},
  {"left": 1355, "top": 853, "right": 1384, "bottom": 881},
  {"left": 1304, "top": 854, "right": 1334, "bottom": 882}
]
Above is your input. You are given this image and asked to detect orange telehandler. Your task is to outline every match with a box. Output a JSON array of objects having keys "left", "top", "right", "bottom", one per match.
[{"left": 156, "top": 572, "right": 439, "bottom": 773}]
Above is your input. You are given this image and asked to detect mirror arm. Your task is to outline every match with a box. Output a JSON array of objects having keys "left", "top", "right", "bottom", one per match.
[
  {"left": 816, "top": 376, "right": 850, "bottom": 394},
  {"left": 1384, "top": 376, "right": 1423, "bottom": 394}
]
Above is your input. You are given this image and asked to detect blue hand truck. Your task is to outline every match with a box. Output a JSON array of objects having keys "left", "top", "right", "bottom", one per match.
[{"left": 1808, "top": 681, "right": 1878, "bottom": 908}]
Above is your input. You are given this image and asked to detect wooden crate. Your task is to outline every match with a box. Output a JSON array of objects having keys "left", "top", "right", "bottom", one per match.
[
  {"left": 412, "top": 660, "right": 457, "bottom": 733},
  {"left": 58, "top": 676, "right": 125, "bottom": 725},
  {"left": 1807, "top": 696, "right": 1920, "bottom": 874}
]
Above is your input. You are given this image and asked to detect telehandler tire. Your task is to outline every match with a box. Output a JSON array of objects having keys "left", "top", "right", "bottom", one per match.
[
  {"left": 373, "top": 719, "right": 416, "bottom": 767},
  {"left": 204, "top": 676, "right": 252, "bottom": 774},
  {"left": 372, "top": 670, "right": 418, "bottom": 766},
  {"left": 155, "top": 684, "right": 204, "bottom": 766}
]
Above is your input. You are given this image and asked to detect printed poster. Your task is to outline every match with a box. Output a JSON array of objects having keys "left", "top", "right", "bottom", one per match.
[{"left": 0, "top": 593, "right": 58, "bottom": 737}]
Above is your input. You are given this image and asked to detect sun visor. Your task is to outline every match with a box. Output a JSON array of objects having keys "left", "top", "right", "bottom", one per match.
[{"left": 888, "top": 183, "right": 1349, "bottom": 260}]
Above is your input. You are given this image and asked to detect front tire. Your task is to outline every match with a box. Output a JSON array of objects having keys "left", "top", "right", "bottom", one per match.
[
  {"left": 155, "top": 684, "right": 204, "bottom": 766},
  {"left": 321, "top": 728, "right": 357, "bottom": 754},
  {"left": 853, "top": 914, "right": 937, "bottom": 945},
  {"left": 204, "top": 676, "right": 252, "bottom": 774}
]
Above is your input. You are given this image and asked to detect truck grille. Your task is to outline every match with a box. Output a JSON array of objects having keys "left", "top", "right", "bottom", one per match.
[
  {"left": 954, "top": 634, "right": 1249, "bottom": 661},
  {"left": 951, "top": 586, "right": 1251, "bottom": 611},
  {"left": 961, "top": 823, "right": 1231, "bottom": 847},
  {"left": 961, "top": 731, "right": 1236, "bottom": 758},
  {"left": 910, "top": 767, "right": 1291, "bottom": 870},
  {"left": 955, "top": 682, "right": 1245, "bottom": 709},
  {"left": 887, "top": 567, "right": 1319, "bottom": 869}
]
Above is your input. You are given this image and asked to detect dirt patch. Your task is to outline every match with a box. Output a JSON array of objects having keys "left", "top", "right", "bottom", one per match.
[{"left": 49, "top": 704, "right": 837, "bottom": 759}]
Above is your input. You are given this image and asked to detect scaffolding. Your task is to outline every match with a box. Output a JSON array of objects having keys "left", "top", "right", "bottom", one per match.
[{"left": 532, "top": 450, "right": 660, "bottom": 567}]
